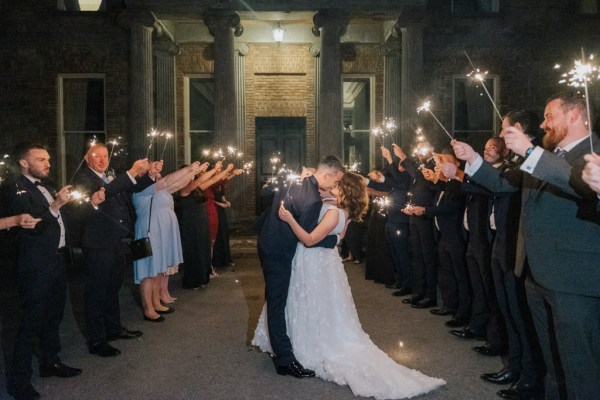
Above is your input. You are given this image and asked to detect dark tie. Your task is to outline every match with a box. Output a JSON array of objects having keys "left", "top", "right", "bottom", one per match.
[
  {"left": 34, "top": 180, "right": 44, "bottom": 187},
  {"left": 554, "top": 148, "right": 568, "bottom": 158}
]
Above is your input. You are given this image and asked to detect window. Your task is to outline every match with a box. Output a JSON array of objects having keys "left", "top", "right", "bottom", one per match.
[
  {"left": 185, "top": 76, "right": 215, "bottom": 163},
  {"left": 58, "top": 74, "right": 105, "bottom": 183},
  {"left": 453, "top": 74, "right": 499, "bottom": 152},
  {"left": 57, "top": 0, "right": 104, "bottom": 11},
  {"left": 342, "top": 76, "right": 374, "bottom": 175}
]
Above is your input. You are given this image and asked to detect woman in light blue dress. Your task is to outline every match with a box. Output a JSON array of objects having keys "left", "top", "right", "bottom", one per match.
[{"left": 133, "top": 161, "right": 207, "bottom": 322}]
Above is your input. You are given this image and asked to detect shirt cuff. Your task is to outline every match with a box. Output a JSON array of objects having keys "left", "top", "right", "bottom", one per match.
[
  {"left": 126, "top": 171, "right": 137, "bottom": 184},
  {"left": 520, "top": 146, "right": 544, "bottom": 174},
  {"left": 464, "top": 155, "right": 484, "bottom": 176}
]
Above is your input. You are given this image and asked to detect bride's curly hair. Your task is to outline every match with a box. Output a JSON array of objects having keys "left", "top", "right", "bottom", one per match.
[{"left": 338, "top": 172, "right": 369, "bottom": 222}]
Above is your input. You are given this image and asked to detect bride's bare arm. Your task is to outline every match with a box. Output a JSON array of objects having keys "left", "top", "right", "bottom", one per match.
[{"left": 279, "top": 204, "right": 339, "bottom": 247}]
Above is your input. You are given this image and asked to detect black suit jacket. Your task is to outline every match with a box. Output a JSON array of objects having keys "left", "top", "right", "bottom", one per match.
[
  {"left": 8, "top": 175, "right": 65, "bottom": 273},
  {"left": 460, "top": 180, "right": 493, "bottom": 247},
  {"left": 400, "top": 157, "right": 436, "bottom": 207},
  {"left": 471, "top": 136, "right": 600, "bottom": 296},
  {"left": 72, "top": 166, "right": 154, "bottom": 249},
  {"left": 257, "top": 175, "right": 337, "bottom": 267},
  {"left": 424, "top": 180, "right": 465, "bottom": 243}
]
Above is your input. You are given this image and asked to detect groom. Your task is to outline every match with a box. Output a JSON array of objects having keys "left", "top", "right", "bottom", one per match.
[{"left": 257, "top": 155, "right": 345, "bottom": 378}]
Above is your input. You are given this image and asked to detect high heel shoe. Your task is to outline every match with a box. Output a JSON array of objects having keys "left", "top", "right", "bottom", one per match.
[
  {"left": 143, "top": 315, "right": 165, "bottom": 322},
  {"left": 156, "top": 308, "right": 175, "bottom": 315},
  {"left": 161, "top": 298, "right": 177, "bottom": 304}
]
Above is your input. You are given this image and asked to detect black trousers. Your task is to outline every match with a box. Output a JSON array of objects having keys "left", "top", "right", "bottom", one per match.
[
  {"left": 84, "top": 245, "right": 126, "bottom": 345},
  {"left": 259, "top": 252, "right": 295, "bottom": 367},
  {"left": 384, "top": 221, "right": 411, "bottom": 288},
  {"left": 465, "top": 242, "right": 504, "bottom": 346},
  {"left": 526, "top": 279, "right": 600, "bottom": 400},
  {"left": 437, "top": 237, "right": 470, "bottom": 319},
  {"left": 11, "top": 253, "right": 66, "bottom": 386},
  {"left": 491, "top": 258, "right": 539, "bottom": 385},
  {"left": 409, "top": 216, "right": 437, "bottom": 300}
]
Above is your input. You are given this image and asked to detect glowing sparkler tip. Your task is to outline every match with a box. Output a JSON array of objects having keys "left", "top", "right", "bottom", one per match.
[{"left": 417, "top": 101, "right": 431, "bottom": 113}]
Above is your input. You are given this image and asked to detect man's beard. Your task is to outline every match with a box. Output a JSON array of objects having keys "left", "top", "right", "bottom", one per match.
[
  {"left": 542, "top": 124, "right": 568, "bottom": 151},
  {"left": 29, "top": 167, "right": 49, "bottom": 180}
]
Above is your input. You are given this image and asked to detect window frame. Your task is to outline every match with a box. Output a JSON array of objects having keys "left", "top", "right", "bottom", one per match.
[
  {"left": 57, "top": 73, "right": 106, "bottom": 184},
  {"left": 341, "top": 74, "right": 376, "bottom": 173},
  {"left": 184, "top": 74, "right": 215, "bottom": 164}
]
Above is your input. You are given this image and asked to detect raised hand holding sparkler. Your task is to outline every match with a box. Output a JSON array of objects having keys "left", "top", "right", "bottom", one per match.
[{"left": 582, "top": 153, "right": 600, "bottom": 194}]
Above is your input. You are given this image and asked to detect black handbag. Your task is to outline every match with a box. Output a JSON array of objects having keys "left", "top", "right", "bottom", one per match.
[{"left": 130, "top": 196, "right": 153, "bottom": 260}]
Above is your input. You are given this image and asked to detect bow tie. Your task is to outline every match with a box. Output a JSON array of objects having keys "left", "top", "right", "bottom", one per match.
[
  {"left": 554, "top": 148, "right": 568, "bottom": 158},
  {"left": 34, "top": 181, "right": 44, "bottom": 187}
]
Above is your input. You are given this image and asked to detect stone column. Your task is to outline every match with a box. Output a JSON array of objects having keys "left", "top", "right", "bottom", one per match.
[
  {"left": 154, "top": 27, "right": 180, "bottom": 174},
  {"left": 397, "top": 16, "right": 424, "bottom": 148},
  {"left": 118, "top": 10, "right": 155, "bottom": 161},
  {"left": 231, "top": 42, "right": 249, "bottom": 221},
  {"left": 381, "top": 39, "right": 402, "bottom": 148},
  {"left": 309, "top": 44, "right": 321, "bottom": 167},
  {"left": 313, "top": 10, "right": 349, "bottom": 159},
  {"left": 203, "top": 10, "right": 243, "bottom": 147}
]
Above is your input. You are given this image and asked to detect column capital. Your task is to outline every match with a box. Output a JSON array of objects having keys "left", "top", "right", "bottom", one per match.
[
  {"left": 234, "top": 42, "right": 250, "bottom": 56},
  {"left": 153, "top": 19, "right": 180, "bottom": 57},
  {"left": 394, "top": 9, "right": 426, "bottom": 31},
  {"left": 309, "top": 44, "right": 320, "bottom": 57},
  {"left": 380, "top": 40, "right": 400, "bottom": 57},
  {"left": 313, "top": 9, "right": 350, "bottom": 38},
  {"left": 203, "top": 10, "right": 243, "bottom": 37},
  {"left": 116, "top": 8, "right": 155, "bottom": 30}
]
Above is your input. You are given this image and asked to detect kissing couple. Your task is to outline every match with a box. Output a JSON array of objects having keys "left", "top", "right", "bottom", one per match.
[{"left": 253, "top": 155, "right": 445, "bottom": 399}]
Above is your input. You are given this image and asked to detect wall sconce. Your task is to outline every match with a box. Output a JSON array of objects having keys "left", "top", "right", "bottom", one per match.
[{"left": 272, "top": 21, "right": 285, "bottom": 43}]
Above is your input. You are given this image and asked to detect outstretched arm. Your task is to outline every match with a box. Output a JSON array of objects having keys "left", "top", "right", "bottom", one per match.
[
  {"left": 157, "top": 162, "right": 205, "bottom": 193},
  {"left": 278, "top": 204, "right": 339, "bottom": 247}
]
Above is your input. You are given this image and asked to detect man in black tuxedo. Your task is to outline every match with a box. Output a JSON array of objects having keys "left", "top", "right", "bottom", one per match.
[
  {"left": 256, "top": 155, "right": 344, "bottom": 378},
  {"left": 73, "top": 144, "right": 158, "bottom": 357},
  {"left": 393, "top": 144, "right": 437, "bottom": 308},
  {"left": 366, "top": 146, "right": 412, "bottom": 296},
  {"left": 7, "top": 142, "right": 104, "bottom": 400},
  {"left": 408, "top": 153, "right": 470, "bottom": 326},
  {"left": 454, "top": 92, "right": 600, "bottom": 400}
]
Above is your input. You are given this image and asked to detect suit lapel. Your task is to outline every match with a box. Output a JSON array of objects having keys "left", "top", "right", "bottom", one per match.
[{"left": 19, "top": 175, "right": 51, "bottom": 207}]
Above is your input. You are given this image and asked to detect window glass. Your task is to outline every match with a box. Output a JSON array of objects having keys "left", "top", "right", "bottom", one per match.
[
  {"left": 343, "top": 78, "right": 371, "bottom": 175},
  {"left": 189, "top": 78, "right": 215, "bottom": 161}
]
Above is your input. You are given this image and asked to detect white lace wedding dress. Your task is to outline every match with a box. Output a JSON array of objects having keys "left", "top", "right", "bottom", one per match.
[{"left": 252, "top": 204, "right": 446, "bottom": 399}]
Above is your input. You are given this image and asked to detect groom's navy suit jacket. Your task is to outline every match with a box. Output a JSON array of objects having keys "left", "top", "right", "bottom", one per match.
[{"left": 257, "top": 175, "right": 337, "bottom": 268}]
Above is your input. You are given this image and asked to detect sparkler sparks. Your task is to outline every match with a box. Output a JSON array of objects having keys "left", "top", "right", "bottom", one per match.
[
  {"left": 160, "top": 132, "right": 173, "bottom": 160},
  {"left": 465, "top": 52, "right": 502, "bottom": 119},
  {"left": 145, "top": 129, "right": 160, "bottom": 159},
  {"left": 417, "top": 100, "right": 453, "bottom": 140},
  {"left": 555, "top": 49, "right": 599, "bottom": 152}
]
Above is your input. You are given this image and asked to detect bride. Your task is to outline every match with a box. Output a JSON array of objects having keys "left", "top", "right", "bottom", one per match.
[{"left": 253, "top": 172, "right": 445, "bottom": 399}]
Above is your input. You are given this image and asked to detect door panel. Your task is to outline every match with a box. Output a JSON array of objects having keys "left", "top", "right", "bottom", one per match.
[{"left": 256, "top": 117, "right": 306, "bottom": 214}]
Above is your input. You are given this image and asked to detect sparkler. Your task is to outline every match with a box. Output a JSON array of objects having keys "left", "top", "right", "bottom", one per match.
[
  {"left": 242, "top": 160, "right": 254, "bottom": 174},
  {"left": 107, "top": 137, "right": 121, "bottom": 166},
  {"left": 0, "top": 154, "right": 9, "bottom": 185},
  {"left": 160, "top": 132, "right": 173, "bottom": 160},
  {"left": 70, "top": 189, "right": 91, "bottom": 204},
  {"left": 416, "top": 101, "right": 453, "bottom": 140},
  {"left": 373, "top": 196, "right": 391, "bottom": 216},
  {"left": 465, "top": 52, "right": 502, "bottom": 120},
  {"left": 371, "top": 126, "right": 386, "bottom": 147},
  {"left": 145, "top": 129, "right": 160, "bottom": 159},
  {"left": 405, "top": 192, "right": 414, "bottom": 210},
  {"left": 70, "top": 135, "right": 99, "bottom": 184},
  {"left": 555, "top": 48, "right": 600, "bottom": 152},
  {"left": 346, "top": 161, "right": 361, "bottom": 172}
]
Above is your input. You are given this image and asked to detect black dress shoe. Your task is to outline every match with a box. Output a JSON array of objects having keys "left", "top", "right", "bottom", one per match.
[
  {"left": 385, "top": 281, "right": 402, "bottom": 289},
  {"left": 473, "top": 343, "right": 501, "bottom": 356},
  {"left": 156, "top": 307, "right": 175, "bottom": 315},
  {"left": 496, "top": 378, "right": 538, "bottom": 400},
  {"left": 411, "top": 298, "right": 437, "bottom": 309},
  {"left": 276, "top": 361, "right": 316, "bottom": 378},
  {"left": 7, "top": 383, "right": 40, "bottom": 400},
  {"left": 392, "top": 288, "right": 412, "bottom": 297},
  {"left": 445, "top": 317, "right": 469, "bottom": 327},
  {"left": 89, "top": 342, "right": 121, "bottom": 357},
  {"left": 39, "top": 362, "right": 82, "bottom": 378},
  {"left": 430, "top": 306, "right": 454, "bottom": 316},
  {"left": 107, "top": 327, "right": 143, "bottom": 341},
  {"left": 402, "top": 295, "right": 423, "bottom": 305},
  {"left": 449, "top": 328, "right": 486, "bottom": 340},
  {"left": 144, "top": 314, "right": 165, "bottom": 322},
  {"left": 481, "top": 367, "right": 518, "bottom": 385}
]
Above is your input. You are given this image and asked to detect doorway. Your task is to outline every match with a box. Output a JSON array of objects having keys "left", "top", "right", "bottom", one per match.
[{"left": 255, "top": 117, "right": 306, "bottom": 214}]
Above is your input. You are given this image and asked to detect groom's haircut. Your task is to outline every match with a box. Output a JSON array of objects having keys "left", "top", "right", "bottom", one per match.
[{"left": 318, "top": 155, "right": 346, "bottom": 173}]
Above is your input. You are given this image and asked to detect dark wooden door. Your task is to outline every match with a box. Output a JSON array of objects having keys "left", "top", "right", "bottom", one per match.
[{"left": 256, "top": 117, "right": 306, "bottom": 214}]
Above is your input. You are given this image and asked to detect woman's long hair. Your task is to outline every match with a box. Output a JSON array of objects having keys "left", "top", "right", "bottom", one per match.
[{"left": 338, "top": 172, "right": 369, "bottom": 222}]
